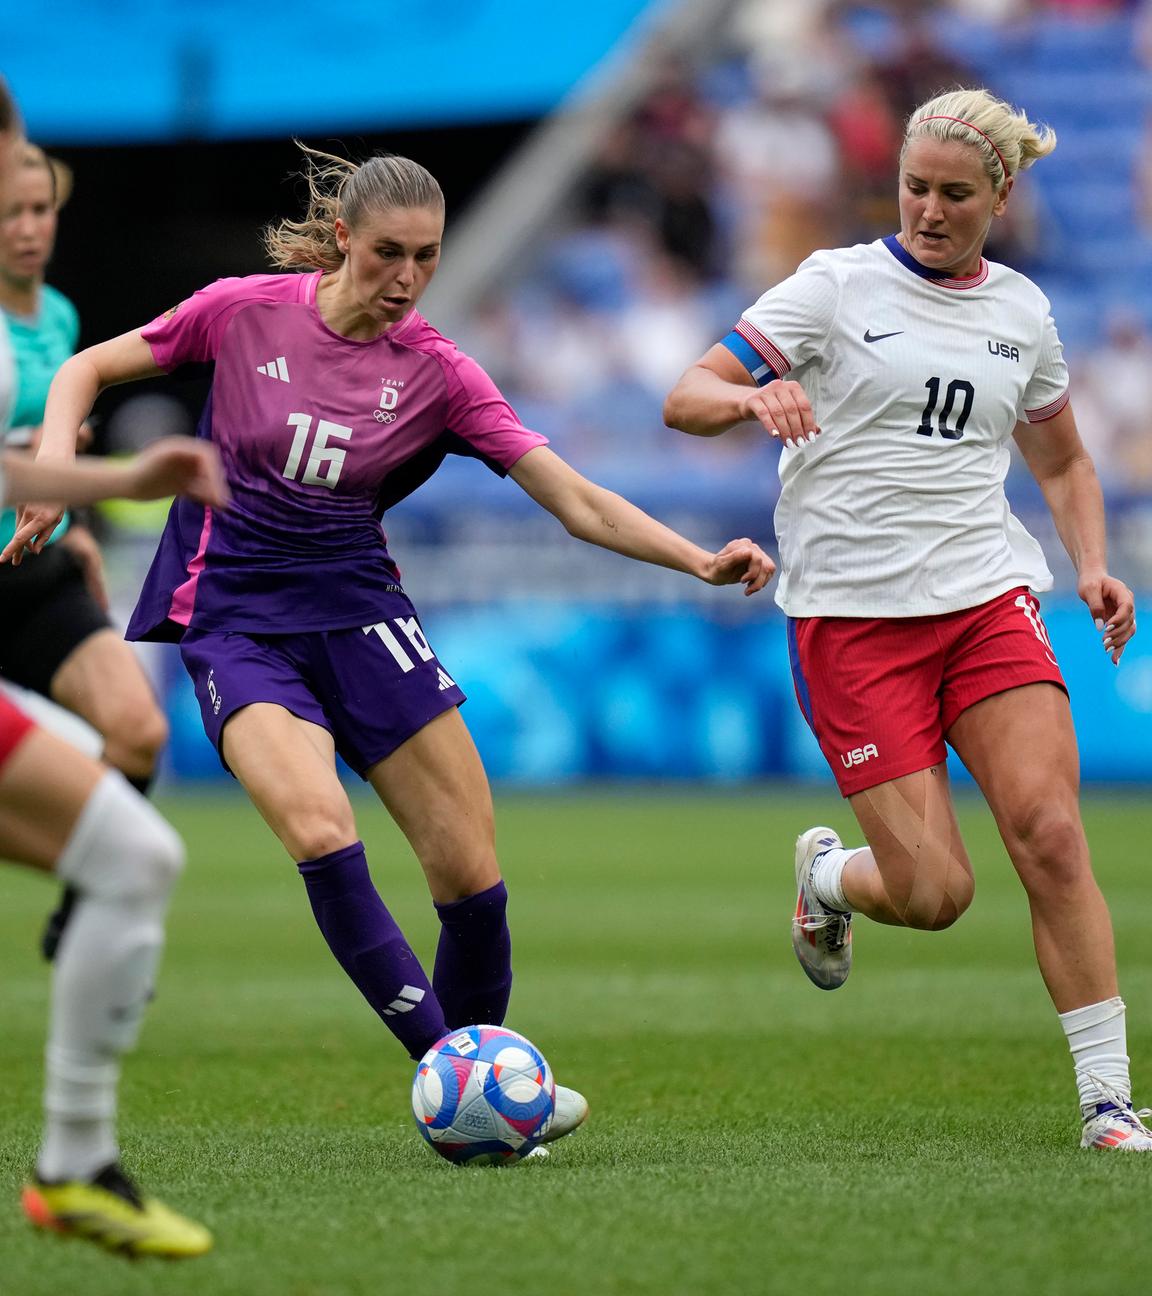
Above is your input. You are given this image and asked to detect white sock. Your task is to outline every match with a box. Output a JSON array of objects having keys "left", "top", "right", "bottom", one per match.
[
  {"left": 1059, "top": 996, "right": 1131, "bottom": 1118},
  {"left": 809, "top": 847, "right": 857, "bottom": 913},
  {"left": 37, "top": 773, "right": 183, "bottom": 1182}
]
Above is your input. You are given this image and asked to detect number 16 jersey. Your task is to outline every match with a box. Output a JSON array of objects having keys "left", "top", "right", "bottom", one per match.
[
  {"left": 126, "top": 273, "right": 546, "bottom": 642},
  {"left": 721, "top": 236, "right": 1069, "bottom": 618}
]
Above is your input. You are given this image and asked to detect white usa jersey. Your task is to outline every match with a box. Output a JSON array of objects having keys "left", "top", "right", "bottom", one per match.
[{"left": 723, "top": 236, "right": 1069, "bottom": 617}]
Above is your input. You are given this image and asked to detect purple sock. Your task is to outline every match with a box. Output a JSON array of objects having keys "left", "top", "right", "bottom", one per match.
[
  {"left": 298, "top": 842, "right": 446, "bottom": 1059},
  {"left": 433, "top": 880, "right": 513, "bottom": 1029}
]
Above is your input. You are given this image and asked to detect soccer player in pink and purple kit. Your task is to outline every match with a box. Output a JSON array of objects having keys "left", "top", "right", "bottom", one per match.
[{"left": 8, "top": 146, "right": 773, "bottom": 1146}]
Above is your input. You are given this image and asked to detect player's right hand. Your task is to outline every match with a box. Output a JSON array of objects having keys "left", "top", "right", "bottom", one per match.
[
  {"left": 126, "top": 438, "right": 230, "bottom": 508},
  {"left": 1, "top": 502, "right": 65, "bottom": 565},
  {"left": 737, "top": 380, "right": 820, "bottom": 447},
  {"left": 702, "top": 538, "right": 775, "bottom": 595}
]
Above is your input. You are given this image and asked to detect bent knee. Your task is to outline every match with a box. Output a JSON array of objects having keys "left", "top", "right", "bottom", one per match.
[
  {"left": 1005, "top": 804, "right": 1089, "bottom": 890},
  {"left": 915, "top": 892, "right": 972, "bottom": 931},
  {"left": 888, "top": 865, "right": 975, "bottom": 931},
  {"left": 408, "top": 816, "right": 497, "bottom": 898},
  {"left": 62, "top": 773, "right": 185, "bottom": 901},
  {"left": 133, "top": 814, "right": 186, "bottom": 895},
  {"left": 422, "top": 844, "right": 500, "bottom": 901},
  {"left": 102, "top": 701, "right": 169, "bottom": 775},
  {"left": 114, "top": 787, "right": 185, "bottom": 897},
  {"left": 282, "top": 809, "right": 358, "bottom": 863}
]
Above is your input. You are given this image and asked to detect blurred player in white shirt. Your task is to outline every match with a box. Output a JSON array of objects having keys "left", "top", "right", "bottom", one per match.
[
  {"left": 665, "top": 87, "right": 1145, "bottom": 1151},
  {"left": 0, "top": 76, "right": 220, "bottom": 1257}
]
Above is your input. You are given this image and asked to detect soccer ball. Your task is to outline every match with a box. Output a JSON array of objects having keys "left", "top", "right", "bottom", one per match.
[{"left": 412, "top": 1025, "right": 556, "bottom": 1166}]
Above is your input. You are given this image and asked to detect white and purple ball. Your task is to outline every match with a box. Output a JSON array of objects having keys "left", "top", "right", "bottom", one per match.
[{"left": 412, "top": 1025, "right": 556, "bottom": 1166}]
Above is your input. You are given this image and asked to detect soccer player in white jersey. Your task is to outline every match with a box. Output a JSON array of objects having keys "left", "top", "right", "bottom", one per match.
[
  {"left": 0, "top": 76, "right": 224, "bottom": 1258},
  {"left": 664, "top": 88, "right": 1146, "bottom": 1151},
  {"left": 7, "top": 143, "right": 774, "bottom": 1150},
  {"left": 1, "top": 439, "right": 227, "bottom": 1257}
]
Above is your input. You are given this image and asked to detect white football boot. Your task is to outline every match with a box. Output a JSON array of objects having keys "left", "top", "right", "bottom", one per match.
[
  {"left": 791, "top": 827, "right": 853, "bottom": 991},
  {"left": 524, "top": 1085, "right": 589, "bottom": 1159},
  {"left": 1080, "top": 1073, "right": 1152, "bottom": 1150},
  {"left": 540, "top": 1084, "right": 589, "bottom": 1143}
]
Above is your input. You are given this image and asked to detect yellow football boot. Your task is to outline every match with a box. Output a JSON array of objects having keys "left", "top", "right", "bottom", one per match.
[{"left": 21, "top": 1162, "right": 212, "bottom": 1259}]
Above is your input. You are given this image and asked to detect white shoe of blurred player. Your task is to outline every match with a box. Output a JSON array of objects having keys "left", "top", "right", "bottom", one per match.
[
  {"left": 1080, "top": 1073, "right": 1152, "bottom": 1150},
  {"left": 540, "top": 1085, "right": 589, "bottom": 1144},
  {"left": 792, "top": 827, "right": 853, "bottom": 992}
]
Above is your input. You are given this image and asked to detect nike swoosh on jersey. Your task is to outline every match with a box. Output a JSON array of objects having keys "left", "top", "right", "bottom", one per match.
[{"left": 863, "top": 329, "right": 904, "bottom": 343}]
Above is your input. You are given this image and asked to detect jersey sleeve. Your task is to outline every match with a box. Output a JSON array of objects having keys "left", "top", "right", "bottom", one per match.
[
  {"left": 719, "top": 252, "right": 841, "bottom": 385},
  {"left": 437, "top": 349, "right": 548, "bottom": 472},
  {"left": 1020, "top": 308, "right": 1070, "bottom": 423},
  {"left": 141, "top": 278, "right": 258, "bottom": 372}
]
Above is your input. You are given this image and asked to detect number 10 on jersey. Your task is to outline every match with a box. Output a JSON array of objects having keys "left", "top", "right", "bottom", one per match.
[
  {"left": 282, "top": 413, "right": 353, "bottom": 489},
  {"left": 917, "top": 377, "right": 974, "bottom": 440}
]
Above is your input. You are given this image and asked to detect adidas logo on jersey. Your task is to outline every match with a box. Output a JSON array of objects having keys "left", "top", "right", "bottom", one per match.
[{"left": 256, "top": 356, "right": 290, "bottom": 382}]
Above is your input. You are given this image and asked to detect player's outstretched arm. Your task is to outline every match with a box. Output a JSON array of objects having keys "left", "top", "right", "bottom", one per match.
[
  {"left": 1014, "top": 404, "right": 1135, "bottom": 664},
  {"left": 3, "top": 438, "right": 229, "bottom": 510},
  {"left": 2, "top": 330, "right": 162, "bottom": 563},
  {"left": 508, "top": 446, "right": 774, "bottom": 595},
  {"left": 663, "top": 343, "right": 820, "bottom": 446}
]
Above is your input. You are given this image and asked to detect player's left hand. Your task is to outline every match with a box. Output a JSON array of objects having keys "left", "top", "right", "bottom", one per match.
[
  {"left": 1078, "top": 570, "right": 1135, "bottom": 665},
  {"left": 60, "top": 524, "right": 110, "bottom": 613},
  {"left": 702, "top": 538, "right": 775, "bottom": 595},
  {"left": 3, "top": 501, "right": 66, "bottom": 563}
]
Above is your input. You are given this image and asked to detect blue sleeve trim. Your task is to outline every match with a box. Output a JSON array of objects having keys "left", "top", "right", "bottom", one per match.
[{"left": 720, "top": 330, "right": 778, "bottom": 386}]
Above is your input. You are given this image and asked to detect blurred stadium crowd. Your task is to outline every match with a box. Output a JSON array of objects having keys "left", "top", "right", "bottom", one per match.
[{"left": 450, "top": 0, "right": 1152, "bottom": 592}]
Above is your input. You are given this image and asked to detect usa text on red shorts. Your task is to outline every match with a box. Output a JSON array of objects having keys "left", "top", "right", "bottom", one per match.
[{"left": 786, "top": 587, "right": 1067, "bottom": 796}]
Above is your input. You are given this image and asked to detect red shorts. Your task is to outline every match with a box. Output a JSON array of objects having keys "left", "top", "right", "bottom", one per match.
[
  {"left": 787, "top": 587, "right": 1067, "bottom": 797},
  {"left": 0, "top": 691, "right": 37, "bottom": 771}
]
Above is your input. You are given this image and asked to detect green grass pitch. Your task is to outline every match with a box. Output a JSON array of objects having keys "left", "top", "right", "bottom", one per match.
[{"left": 2, "top": 788, "right": 1151, "bottom": 1295}]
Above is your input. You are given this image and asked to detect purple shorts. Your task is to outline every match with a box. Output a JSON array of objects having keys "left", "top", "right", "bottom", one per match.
[{"left": 180, "top": 602, "right": 466, "bottom": 778}]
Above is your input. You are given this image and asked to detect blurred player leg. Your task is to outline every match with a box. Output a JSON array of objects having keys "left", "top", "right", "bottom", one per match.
[
  {"left": 0, "top": 678, "right": 102, "bottom": 758},
  {"left": 36, "top": 626, "right": 170, "bottom": 962},
  {"left": 947, "top": 682, "right": 1151, "bottom": 1148},
  {"left": 49, "top": 627, "right": 169, "bottom": 788},
  {"left": 221, "top": 702, "right": 448, "bottom": 1059},
  {"left": 0, "top": 721, "right": 212, "bottom": 1255}
]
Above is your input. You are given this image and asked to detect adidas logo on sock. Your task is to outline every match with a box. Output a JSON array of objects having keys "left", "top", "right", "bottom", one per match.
[
  {"left": 382, "top": 985, "right": 426, "bottom": 1016},
  {"left": 256, "top": 356, "right": 290, "bottom": 382}
]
